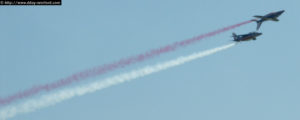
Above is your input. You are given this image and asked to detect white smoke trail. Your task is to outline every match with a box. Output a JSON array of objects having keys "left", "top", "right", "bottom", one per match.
[{"left": 0, "top": 43, "right": 236, "bottom": 120}]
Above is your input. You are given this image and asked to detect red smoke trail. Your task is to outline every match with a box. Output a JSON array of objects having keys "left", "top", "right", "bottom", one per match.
[{"left": 0, "top": 20, "right": 252, "bottom": 106}]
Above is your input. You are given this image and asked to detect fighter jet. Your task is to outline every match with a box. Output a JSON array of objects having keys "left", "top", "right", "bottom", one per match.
[
  {"left": 253, "top": 10, "right": 285, "bottom": 30},
  {"left": 232, "top": 32, "right": 262, "bottom": 42}
]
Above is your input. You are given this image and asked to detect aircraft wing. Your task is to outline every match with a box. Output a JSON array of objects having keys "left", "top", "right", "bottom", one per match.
[
  {"left": 254, "top": 15, "right": 263, "bottom": 18},
  {"left": 272, "top": 18, "right": 279, "bottom": 21}
]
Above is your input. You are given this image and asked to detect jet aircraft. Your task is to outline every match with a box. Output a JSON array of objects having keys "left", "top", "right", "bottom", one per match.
[
  {"left": 232, "top": 32, "right": 262, "bottom": 42},
  {"left": 253, "top": 10, "right": 285, "bottom": 30}
]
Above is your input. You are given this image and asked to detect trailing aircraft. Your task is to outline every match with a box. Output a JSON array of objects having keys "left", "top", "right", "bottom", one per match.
[{"left": 232, "top": 32, "right": 262, "bottom": 42}]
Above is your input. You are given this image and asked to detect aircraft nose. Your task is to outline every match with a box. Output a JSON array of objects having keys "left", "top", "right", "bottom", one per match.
[{"left": 279, "top": 10, "right": 285, "bottom": 14}]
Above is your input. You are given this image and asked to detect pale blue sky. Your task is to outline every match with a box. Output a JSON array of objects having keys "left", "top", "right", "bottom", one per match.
[{"left": 1, "top": 0, "right": 300, "bottom": 120}]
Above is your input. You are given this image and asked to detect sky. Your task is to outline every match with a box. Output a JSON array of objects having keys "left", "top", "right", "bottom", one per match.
[{"left": 0, "top": 0, "right": 300, "bottom": 120}]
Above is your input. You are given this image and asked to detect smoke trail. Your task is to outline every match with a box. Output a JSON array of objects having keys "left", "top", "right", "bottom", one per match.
[
  {"left": 0, "top": 20, "right": 251, "bottom": 106},
  {"left": 0, "top": 43, "right": 236, "bottom": 120}
]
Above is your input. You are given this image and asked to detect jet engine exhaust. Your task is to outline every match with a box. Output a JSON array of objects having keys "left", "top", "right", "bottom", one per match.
[
  {"left": 0, "top": 43, "right": 236, "bottom": 120},
  {"left": 0, "top": 20, "right": 252, "bottom": 106}
]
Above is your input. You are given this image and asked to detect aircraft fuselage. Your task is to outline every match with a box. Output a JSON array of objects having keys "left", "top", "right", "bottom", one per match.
[
  {"left": 260, "top": 10, "right": 285, "bottom": 21},
  {"left": 233, "top": 32, "right": 262, "bottom": 42}
]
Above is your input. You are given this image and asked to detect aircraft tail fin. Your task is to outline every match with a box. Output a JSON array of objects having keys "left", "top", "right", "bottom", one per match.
[
  {"left": 232, "top": 33, "right": 237, "bottom": 37},
  {"left": 232, "top": 33, "right": 237, "bottom": 41},
  {"left": 256, "top": 21, "right": 262, "bottom": 30}
]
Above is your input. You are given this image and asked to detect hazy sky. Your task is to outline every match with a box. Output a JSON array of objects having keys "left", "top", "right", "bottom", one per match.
[{"left": 1, "top": 0, "right": 300, "bottom": 120}]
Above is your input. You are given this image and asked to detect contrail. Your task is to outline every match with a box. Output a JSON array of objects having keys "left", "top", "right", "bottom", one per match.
[
  {"left": 0, "top": 20, "right": 252, "bottom": 106},
  {"left": 0, "top": 43, "right": 236, "bottom": 120}
]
